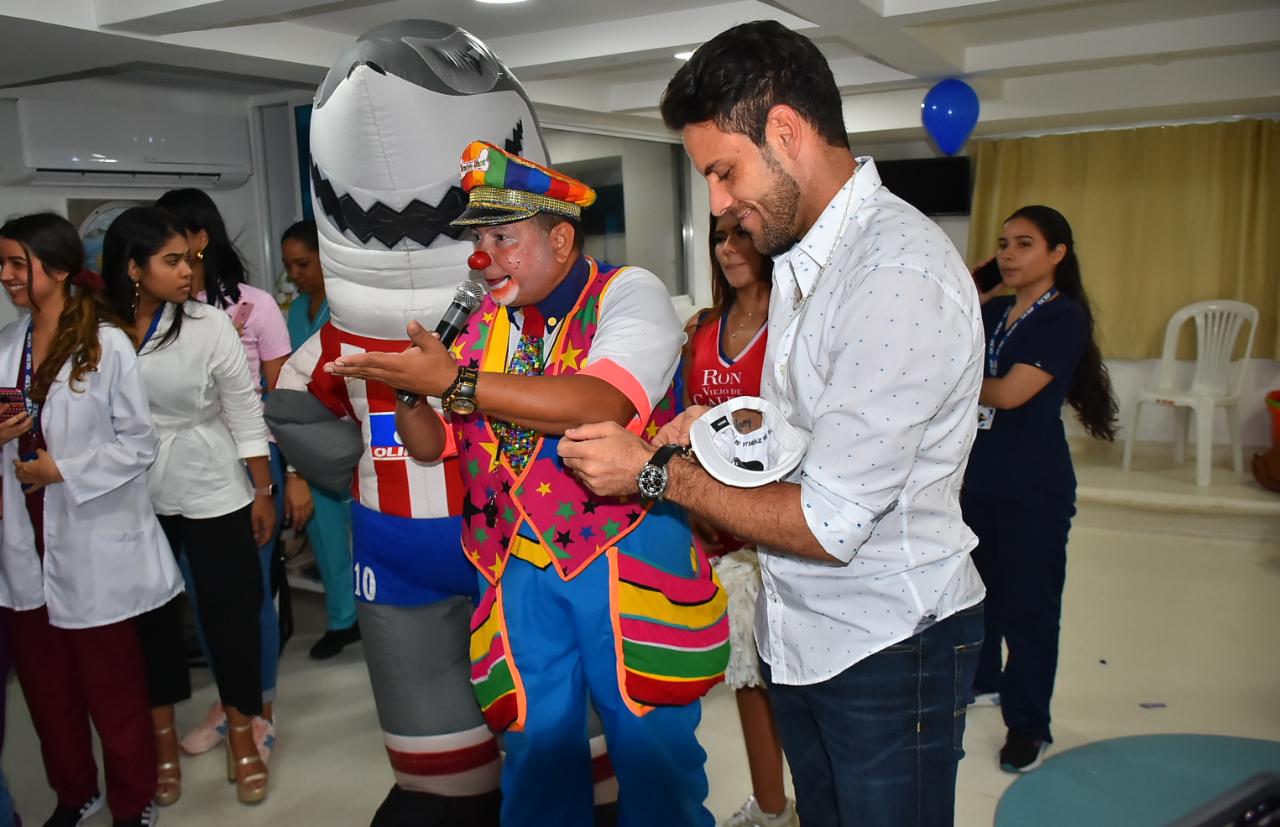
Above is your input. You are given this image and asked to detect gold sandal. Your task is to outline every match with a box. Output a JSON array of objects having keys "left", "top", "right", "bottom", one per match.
[
  {"left": 225, "top": 722, "right": 269, "bottom": 804},
  {"left": 154, "top": 725, "right": 181, "bottom": 806}
]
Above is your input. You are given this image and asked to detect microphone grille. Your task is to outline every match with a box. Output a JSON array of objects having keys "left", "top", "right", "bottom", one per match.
[{"left": 454, "top": 280, "right": 486, "bottom": 311}]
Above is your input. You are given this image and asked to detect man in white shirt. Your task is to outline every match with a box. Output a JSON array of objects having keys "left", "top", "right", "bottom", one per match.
[{"left": 560, "top": 20, "right": 986, "bottom": 827}]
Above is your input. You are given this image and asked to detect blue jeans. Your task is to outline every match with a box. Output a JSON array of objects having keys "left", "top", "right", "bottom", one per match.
[
  {"left": 763, "top": 603, "right": 983, "bottom": 827},
  {"left": 0, "top": 769, "right": 13, "bottom": 827}
]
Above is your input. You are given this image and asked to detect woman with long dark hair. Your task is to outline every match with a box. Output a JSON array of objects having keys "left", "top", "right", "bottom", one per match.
[
  {"left": 280, "top": 220, "right": 361, "bottom": 659},
  {"left": 681, "top": 213, "right": 794, "bottom": 827},
  {"left": 102, "top": 206, "right": 275, "bottom": 804},
  {"left": 963, "top": 204, "right": 1117, "bottom": 773},
  {"left": 154, "top": 189, "right": 292, "bottom": 759},
  {"left": 0, "top": 212, "right": 181, "bottom": 827}
]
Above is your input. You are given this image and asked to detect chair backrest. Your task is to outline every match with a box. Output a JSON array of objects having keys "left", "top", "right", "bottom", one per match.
[{"left": 1154, "top": 300, "right": 1258, "bottom": 399}]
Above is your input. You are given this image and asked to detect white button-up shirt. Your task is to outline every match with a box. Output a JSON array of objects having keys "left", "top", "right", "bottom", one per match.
[
  {"left": 756, "top": 158, "right": 986, "bottom": 685},
  {"left": 139, "top": 302, "right": 271, "bottom": 519}
]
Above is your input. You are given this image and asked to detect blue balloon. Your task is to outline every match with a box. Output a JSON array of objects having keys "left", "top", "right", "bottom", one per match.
[{"left": 921, "top": 79, "right": 980, "bottom": 156}]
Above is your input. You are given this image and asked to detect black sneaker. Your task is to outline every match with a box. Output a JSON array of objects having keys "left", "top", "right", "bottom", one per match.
[
  {"left": 41, "top": 794, "right": 104, "bottom": 827},
  {"left": 309, "top": 622, "right": 361, "bottom": 660},
  {"left": 113, "top": 802, "right": 159, "bottom": 827},
  {"left": 999, "top": 729, "right": 1049, "bottom": 773}
]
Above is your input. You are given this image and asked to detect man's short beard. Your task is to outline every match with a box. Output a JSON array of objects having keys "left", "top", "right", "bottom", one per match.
[{"left": 753, "top": 144, "right": 802, "bottom": 258}]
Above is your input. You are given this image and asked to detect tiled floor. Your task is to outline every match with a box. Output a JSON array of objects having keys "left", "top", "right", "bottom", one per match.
[{"left": 5, "top": 447, "right": 1279, "bottom": 825}]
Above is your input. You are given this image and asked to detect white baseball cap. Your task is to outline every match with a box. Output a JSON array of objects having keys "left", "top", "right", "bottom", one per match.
[{"left": 689, "top": 396, "right": 808, "bottom": 488}]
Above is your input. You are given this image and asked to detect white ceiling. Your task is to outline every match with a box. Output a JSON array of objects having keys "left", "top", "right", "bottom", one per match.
[{"left": 1, "top": 0, "right": 1277, "bottom": 145}]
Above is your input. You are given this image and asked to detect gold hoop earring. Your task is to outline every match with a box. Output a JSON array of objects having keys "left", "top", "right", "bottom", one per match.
[{"left": 195, "top": 248, "right": 205, "bottom": 261}]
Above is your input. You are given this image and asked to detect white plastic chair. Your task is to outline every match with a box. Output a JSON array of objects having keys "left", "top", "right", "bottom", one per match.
[{"left": 1121, "top": 300, "right": 1258, "bottom": 486}]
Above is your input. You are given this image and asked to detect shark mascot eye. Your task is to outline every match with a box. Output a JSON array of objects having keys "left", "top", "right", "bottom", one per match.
[{"left": 265, "top": 20, "right": 621, "bottom": 825}]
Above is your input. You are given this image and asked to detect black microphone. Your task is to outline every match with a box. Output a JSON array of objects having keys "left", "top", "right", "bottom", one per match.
[
  {"left": 435, "top": 280, "right": 486, "bottom": 347},
  {"left": 395, "top": 281, "right": 486, "bottom": 408}
]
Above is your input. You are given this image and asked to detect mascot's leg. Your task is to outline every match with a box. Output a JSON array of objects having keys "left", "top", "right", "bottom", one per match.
[
  {"left": 361, "top": 598, "right": 502, "bottom": 827},
  {"left": 588, "top": 705, "right": 619, "bottom": 827}
]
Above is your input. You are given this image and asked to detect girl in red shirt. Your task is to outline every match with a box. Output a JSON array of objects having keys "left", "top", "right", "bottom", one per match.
[{"left": 681, "top": 213, "right": 795, "bottom": 827}]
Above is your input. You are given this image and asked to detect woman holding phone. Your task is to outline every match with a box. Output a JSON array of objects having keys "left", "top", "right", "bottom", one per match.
[
  {"left": 102, "top": 206, "right": 274, "bottom": 804},
  {"left": 155, "top": 189, "right": 294, "bottom": 761},
  {"left": 0, "top": 212, "right": 181, "bottom": 827},
  {"left": 963, "top": 205, "right": 1117, "bottom": 773}
]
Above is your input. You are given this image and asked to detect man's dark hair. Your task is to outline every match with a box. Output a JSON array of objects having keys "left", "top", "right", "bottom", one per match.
[{"left": 660, "top": 20, "right": 849, "bottom": 149}]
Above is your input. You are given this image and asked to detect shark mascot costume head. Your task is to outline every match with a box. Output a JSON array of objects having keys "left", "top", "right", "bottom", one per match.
[{"left": 268, "top": 21, "right": 617, "bottom": 826}]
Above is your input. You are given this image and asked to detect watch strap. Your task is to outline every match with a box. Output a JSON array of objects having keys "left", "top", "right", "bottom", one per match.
[
  {"left": 444, "top": 366, "right": 479, "bottom": 412},
  {"left": 649, "top": 443, "right": 687, "bottom": 469}
]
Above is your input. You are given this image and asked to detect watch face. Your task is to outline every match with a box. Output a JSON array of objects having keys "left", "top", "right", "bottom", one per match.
[
  {"left": 449, "top": 398, "right": 477, "bottom": 415},
  {"left": 637, "top": 464, "right": 668, "bottom": 500}
]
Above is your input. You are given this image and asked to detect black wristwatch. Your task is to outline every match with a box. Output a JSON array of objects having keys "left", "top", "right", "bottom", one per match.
[
  {"left": 636, "top": 444, "right": 688, "bottom": 501},
  {"left": 395, "top": 389, "right": 422, "bottom": 408}
]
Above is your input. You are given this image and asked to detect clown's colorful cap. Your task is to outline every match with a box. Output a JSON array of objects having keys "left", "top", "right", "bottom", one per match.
[{"left": 450, "top": 140, "right": 596, "bottom": 227}]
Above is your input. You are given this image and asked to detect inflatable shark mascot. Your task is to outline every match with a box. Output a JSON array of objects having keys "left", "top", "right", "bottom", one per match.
[{"left": 269, "top": 21, "right": 617, "bottom": 826}]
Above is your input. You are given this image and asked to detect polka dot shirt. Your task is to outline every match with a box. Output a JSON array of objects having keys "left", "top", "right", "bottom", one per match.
[{"left": 755, "top": 158, "right": 987, "bottom": 686}]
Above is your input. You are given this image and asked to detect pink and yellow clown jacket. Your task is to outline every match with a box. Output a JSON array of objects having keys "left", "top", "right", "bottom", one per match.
[{"left": 451, "top": 257, "right": 730, "bottom": 733}]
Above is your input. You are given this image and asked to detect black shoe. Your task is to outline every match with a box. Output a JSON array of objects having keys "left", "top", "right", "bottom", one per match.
[
  {"left": 999, "top": 729, "right": 1049, "bottom": 773},
  {"left": 370, "top": 784, "right": 501, "bottom": 827},
  {"left": 42, "top": 794, "right": 104, "bottom": 827},
  {"left": 113, "top": 802, "right": 159, "bottom": 827},
  {"left": 309, "top": 622, "right": 361, "bottom": 660}
]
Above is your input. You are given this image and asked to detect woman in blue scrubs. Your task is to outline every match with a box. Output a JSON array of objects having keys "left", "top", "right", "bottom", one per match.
[
  {"left": 281, "top": 220, "right": 360, "bottom": 659},
  {"left": 962, "top": 205, "right": 1118, "bottom": 774}
]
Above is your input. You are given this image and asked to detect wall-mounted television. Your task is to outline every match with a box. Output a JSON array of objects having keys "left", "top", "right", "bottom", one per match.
[{"left": 875, "top": 156, "right": 971, "bottom": 216}]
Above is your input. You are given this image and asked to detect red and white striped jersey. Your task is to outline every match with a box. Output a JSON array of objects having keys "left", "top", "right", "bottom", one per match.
[{"left": 279, "top": 323, "right": 463, "bottom": 519}]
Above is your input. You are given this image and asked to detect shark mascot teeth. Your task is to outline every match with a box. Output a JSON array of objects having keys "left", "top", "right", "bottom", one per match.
[{"left": 267, "top": 21, "right": 617, "bottom": 826}]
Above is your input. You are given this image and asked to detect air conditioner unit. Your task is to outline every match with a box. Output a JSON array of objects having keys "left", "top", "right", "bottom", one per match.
[{"left": 0, "top": 98, "right": 252, "bottom": 190}]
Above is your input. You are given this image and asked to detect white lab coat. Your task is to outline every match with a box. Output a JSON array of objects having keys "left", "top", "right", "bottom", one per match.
[{"left": 0, "top": 319, "right": 182, "bottom": 629}]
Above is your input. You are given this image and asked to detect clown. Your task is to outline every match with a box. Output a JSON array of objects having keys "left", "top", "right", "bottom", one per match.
[
  {"left": 327, "top": 141, "right": 730, "bottom": 827},
  {"left": 267, "top": 21, "right": 617, "bottom": 826}
]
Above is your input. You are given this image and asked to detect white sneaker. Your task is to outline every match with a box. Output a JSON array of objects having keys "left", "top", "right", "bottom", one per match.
[{"left": 721, "top": 795, "right": 799, "bottom": 827}]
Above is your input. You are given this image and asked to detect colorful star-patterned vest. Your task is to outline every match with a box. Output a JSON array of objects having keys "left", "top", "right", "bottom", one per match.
[{"left": 450, "top": 257, "right": 679, "bottom": 587}]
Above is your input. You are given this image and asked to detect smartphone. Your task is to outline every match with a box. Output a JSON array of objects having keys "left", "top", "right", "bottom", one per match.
[
  {"left": 230, "top": 301, "right": 254, "bottom": 329},
  {"left": 0, "top": 387, "right": 26, "bottom": 422},
  {"left": 973, "top": 258, "right": 1003, "bottom": 292}
]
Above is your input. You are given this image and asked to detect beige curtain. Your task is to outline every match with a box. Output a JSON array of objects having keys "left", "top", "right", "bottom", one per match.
[{"left": 967, "top": 119, "right": 1280, "bottom": 359}]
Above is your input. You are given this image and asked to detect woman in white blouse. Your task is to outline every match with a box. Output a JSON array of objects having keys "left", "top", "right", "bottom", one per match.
[
  {"left": 0, "top": 212, "right": 181, "bottom": 827},
  {"left": 101, "top": 207, "right": 275, "bottom": 806}
]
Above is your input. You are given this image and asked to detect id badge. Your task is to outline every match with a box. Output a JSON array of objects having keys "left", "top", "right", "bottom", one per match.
[{"left": 976, "top": 405, "right": 995, "bottom": 430}]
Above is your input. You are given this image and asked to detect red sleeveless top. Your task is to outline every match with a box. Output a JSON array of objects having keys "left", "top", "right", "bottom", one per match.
[
  {"left": 686, "top": 309, "right": 767, "bottom": 407},
  {"left": 684, "top": 308, "right": 768, "bottom": 557}
]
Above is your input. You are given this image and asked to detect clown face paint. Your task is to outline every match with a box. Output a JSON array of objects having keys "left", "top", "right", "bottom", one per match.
[{"left": 468, "top": 220, "right": 562, "bottom": 308}]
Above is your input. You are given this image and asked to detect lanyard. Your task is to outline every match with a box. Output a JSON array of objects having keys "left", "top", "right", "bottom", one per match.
[
  {"left": 20, "top": 323, "right": 40, "bottom": 436},
  {"left": 138, "top": 304, "right": 165, "bottom": 352},
  {"left": 987, "top": 288, "right": 1058, "bottom": 376}
]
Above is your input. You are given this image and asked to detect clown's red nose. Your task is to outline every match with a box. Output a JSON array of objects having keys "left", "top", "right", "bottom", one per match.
[{"left": 467, "top": 251, "right": 492, "bottom": 271}]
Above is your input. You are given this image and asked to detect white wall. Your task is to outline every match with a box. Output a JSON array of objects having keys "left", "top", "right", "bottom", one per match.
[{"left": 544, "top": 130, "right": 684, "bottom": 297}]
